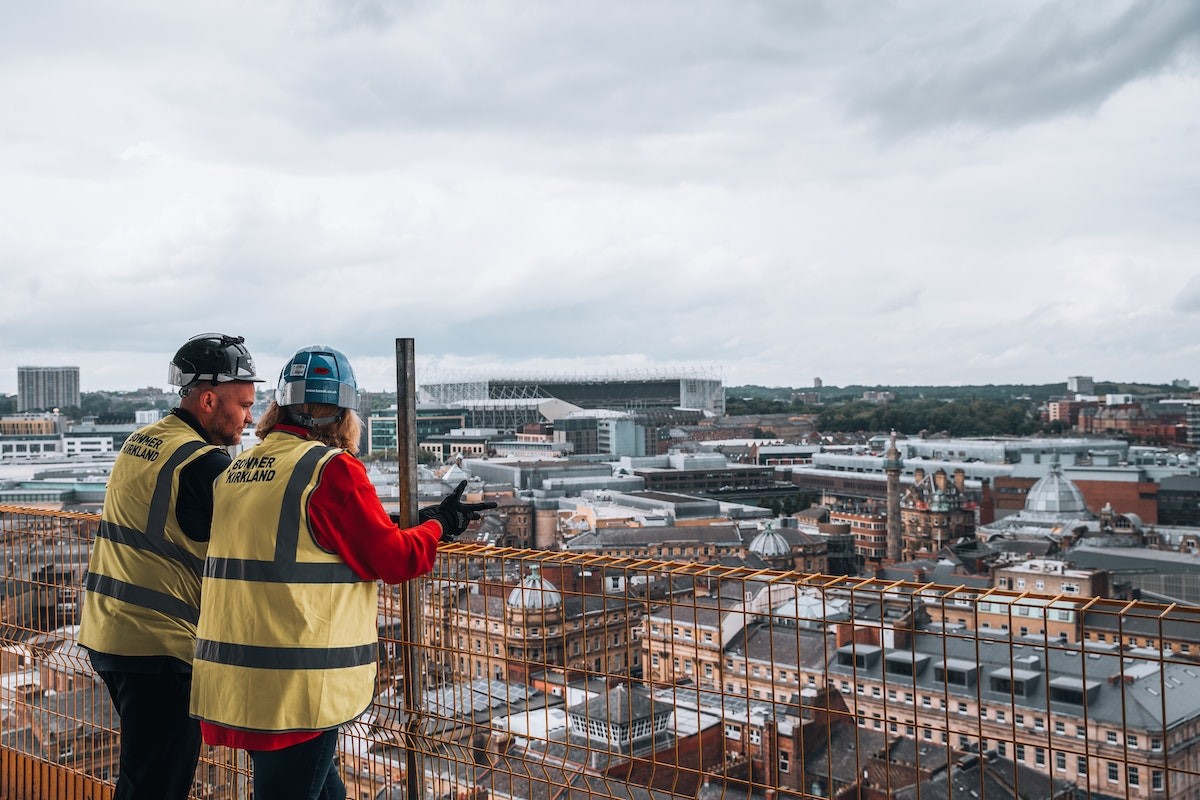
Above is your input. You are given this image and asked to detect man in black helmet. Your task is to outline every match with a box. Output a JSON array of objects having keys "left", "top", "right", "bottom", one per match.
[{"left": 79, "top": 333, "right": 261, "bottom": 800}]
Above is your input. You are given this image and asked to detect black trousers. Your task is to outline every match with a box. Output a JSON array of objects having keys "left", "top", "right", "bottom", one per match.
[
  {"left": 249, "top": 727, "right": 346, "bottom": 800},
  {"left": 97, "top": 668, "right": 202, "bottom": 800}
]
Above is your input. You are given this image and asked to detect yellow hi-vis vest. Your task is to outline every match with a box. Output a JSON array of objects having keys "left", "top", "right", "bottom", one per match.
[
  {"left": 190, "top": 433, "right": 379, "bottom": 733},
  {"left": 78, "top": 414, "right": 221, "bottom": 663}
]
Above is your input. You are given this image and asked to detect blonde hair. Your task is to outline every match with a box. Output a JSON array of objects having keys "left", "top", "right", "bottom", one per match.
[{"left": 257, "top": 400, "right": 362, "bottom": 455}]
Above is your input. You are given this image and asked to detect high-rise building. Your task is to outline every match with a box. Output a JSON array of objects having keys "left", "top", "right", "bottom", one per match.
[
  {"left": 1067, "top": 375, "right": 1094, "bottom": 395},
  {"left": 17, "top": 366, "right": 80, "bottom": 412}
]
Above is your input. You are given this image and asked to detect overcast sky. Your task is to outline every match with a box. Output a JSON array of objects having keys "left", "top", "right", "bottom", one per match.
[{"left": 2, "top": 1, "right": 1198, "bottom": 395}]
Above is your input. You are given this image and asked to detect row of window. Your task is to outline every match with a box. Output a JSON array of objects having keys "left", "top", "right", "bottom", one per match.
[
  {"left": 996, "top": 576, "right": 1082, "bottom": 593},
  {"left": 843, "top": 680, "right": 1164, "bottom": 747},
  {"left": 857, "top": 717, "right": 1168, "bottom": 791}
]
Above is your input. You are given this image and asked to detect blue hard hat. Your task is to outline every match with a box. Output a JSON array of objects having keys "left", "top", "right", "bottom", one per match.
[{"left": 276, "top": 345, "right": 360, "bottom": 411}]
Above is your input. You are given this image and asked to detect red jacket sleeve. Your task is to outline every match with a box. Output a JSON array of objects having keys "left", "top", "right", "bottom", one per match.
[{"left": 306, "top": 453, "right": 442, "bottom": 584}]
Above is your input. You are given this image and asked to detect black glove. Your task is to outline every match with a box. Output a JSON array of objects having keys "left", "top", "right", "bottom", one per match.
[{"left": 419, "top": 480, "right": 497, "bottom": 540}]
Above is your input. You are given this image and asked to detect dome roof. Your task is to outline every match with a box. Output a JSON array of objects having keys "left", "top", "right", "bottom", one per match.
[
  {"left": 1024, "top": 459, "right": 1087, "bottom": 516},
  {"left": 748, "top": 526, "right": 790, "bottom": 558},
  {"left": 507, "top": 566, "right": 562, "bottom": 609}
]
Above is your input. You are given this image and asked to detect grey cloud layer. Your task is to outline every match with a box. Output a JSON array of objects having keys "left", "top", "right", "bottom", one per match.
[{"left": 0, "top": 0, "right": 1197, "bottom": 392}]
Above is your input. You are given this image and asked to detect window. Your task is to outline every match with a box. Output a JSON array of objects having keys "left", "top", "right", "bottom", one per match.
[
  {"left": 1151, "top": 737, "right": 1162, "bottom": 752},
  {"left": 1035, "top": 747, "right": 1045, "bottom": 767},
  {"left": 1107, "top": 762, "right": 1119, "bottom": 783},
  {"left": 1055, "top": 752, "right": 1066, "bottom": 771},
  {"left": 1015, "top": 744, "right": 1025, "bottom": 762},
  {"left": 1078, "top": 756, "right": 1087, "bottom": 776},
  {"left": 1153, "top": 770, "right": 1164, "bottom": 791},
  {"left": 1126, "top": 733, "right": 1138, "bottom": 749},
  {"left": 1106, "top": 731, "right": 1118, "bottom": 745},
  {"left": 996, "top": 710, "right": 1006, "bottom": 723},
  {"left": 1054, "top": 721, "right": 1066, "bottom": 735},
  {"left": 1015, "top": 713, "right": 1024, "bottom": 727},
  {"left": 749, "top": 729, "right": 761, "bottom": 745},
  {"left": 957, "top": 702, "right": 968, "bottom": 714},
  {"left": 779, "top": 751, "right": 790, "bottom": 774},
  {"left": 996, "top": 742, "right": 1007, "bottom": 757},
  {"left": 1128, "top": 766, "right": 1139, "bottom": 787}
]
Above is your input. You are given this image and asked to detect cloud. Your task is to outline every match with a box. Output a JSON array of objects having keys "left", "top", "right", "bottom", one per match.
[
  {"left": 1173, "top": 275, "right": 1200, "bottom": 313},
  {"left": 843, "top": 1, "right": 1200, "bottom": 134},
  {"left": 0, "top": 1, "right": 1197, "bottom": 394}
]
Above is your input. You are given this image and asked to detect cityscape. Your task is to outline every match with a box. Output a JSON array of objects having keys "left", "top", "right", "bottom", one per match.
[
  {"left": 4, "top": 364, "right": 1200, "bottom": 799},
  {"left": 3, "top": 2, "right": 1196, "bottom": 798}
]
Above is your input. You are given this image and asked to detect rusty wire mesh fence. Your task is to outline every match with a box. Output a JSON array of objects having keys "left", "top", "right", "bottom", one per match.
[{"left": 1, "top": 505, "right": 1195, "bottom": 799}]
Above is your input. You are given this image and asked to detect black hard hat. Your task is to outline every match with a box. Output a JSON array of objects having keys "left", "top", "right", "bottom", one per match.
[{"left": 168, "top": 333, "right": 263, "bottom": 388}]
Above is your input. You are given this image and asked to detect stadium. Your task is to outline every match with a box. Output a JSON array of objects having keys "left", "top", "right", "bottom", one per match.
[{"left": 419, "top": 368, "right": 725, "bottom": 430}]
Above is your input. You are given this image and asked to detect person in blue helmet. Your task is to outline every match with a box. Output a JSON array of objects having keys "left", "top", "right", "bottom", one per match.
[{"left": 189, "top": 345, "right": 494, "bottom": 800}]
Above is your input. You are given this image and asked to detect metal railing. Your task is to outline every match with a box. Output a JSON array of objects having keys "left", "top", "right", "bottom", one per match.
[{"left": 1, "top": 504, "right": 1194, "bottom": 799}]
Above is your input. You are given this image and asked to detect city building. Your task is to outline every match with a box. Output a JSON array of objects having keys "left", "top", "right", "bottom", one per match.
[
  {"left": 624, "top": 452, "right": 776, "bottom": 496},
  {"left": 977, "top": 457, "right": 1099, "bottom": 545},
  {"left": 825, "top": 631, "right": 1194, "bottom": 800},
  {"left": 562, "top": 523, "right": 747, "bottom": 563},
  {"left": 16, "top": 368, "right": 80, "bottom": 413},
  {"left": 830, "top": 505, "right": 889, "bottom": 567},
  {"left": 555, "top": 410, "right": 648, "bottom": 458},
  {"left": 0, "top": 414, "right": 65, "bottom": 458},
  {"left": 899, "top": 467, "right": 977, "bottom": 561},
  {"left": 1158, "top": 475, "right": 1200, "bottom": 527},
  {"left": 425, "top": 565, "right": 643, "bottom": 685},
  {"left": 1067, "top": 376, "right": 1095, "bottom": 395}
]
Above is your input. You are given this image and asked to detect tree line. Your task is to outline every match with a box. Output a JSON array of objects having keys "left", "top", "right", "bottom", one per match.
[{"left": 815, "top": 397, "right": 1038, "bottom": 437}]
